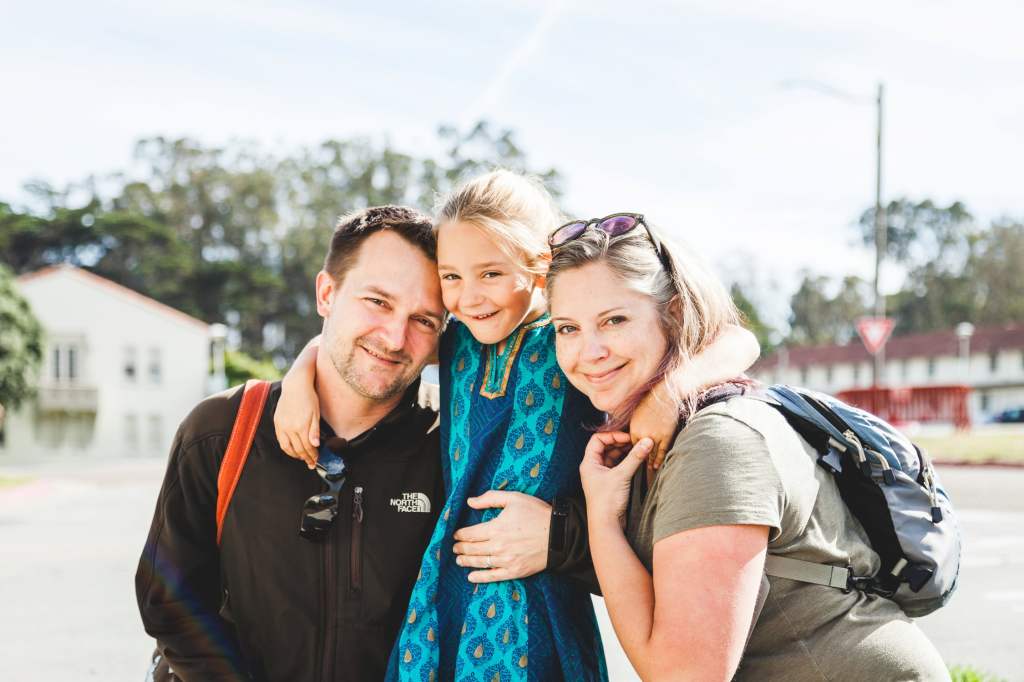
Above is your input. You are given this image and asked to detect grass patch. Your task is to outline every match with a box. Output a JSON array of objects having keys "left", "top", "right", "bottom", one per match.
[
  {"left": 913, "top": 431, "right": 1024, "bottom": 465},
  {"left": 949, "top": 664, "right": 1007, "bottom": 682},
  {"left": 0, "top": 475, "right": 30, "bottom": 490}
]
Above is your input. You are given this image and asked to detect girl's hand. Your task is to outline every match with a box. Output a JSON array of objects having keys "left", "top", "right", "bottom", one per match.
[
  {"left": 273, "top": 341, "right": 320, "bottom": 469},
  {"left": 631, "top": 324, "right": 758, "bottom": 471},
  {"left": 579, "top": 433, "right": 652, "bottom": 528},
  {"left": 629, "top": 381, "right": 680, "bottom": 472}
]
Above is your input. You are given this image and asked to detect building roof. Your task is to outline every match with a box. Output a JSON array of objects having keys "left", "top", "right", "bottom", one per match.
[
  {"left": 755, "top": 322, "right": 1024, "bottom": 371},
  {"left": 16, "top": 264, "right": 210, "bottom": 331}
]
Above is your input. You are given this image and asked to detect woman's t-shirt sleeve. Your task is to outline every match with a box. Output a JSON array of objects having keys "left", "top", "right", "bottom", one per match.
[{"left": 652, "top": 410, "right": 785, "bottom": 545}]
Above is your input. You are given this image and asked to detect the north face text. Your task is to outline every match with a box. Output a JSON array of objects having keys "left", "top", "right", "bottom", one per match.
[{"left": 390, "top": 492, "right": 431, "bottom": 513}]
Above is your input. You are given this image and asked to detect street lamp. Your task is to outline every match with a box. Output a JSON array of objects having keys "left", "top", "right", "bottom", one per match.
[
  {"left": 781, "top": 79, "right": 887, "bottom": 385},
  {"left": 955, "top": 322, "right": 975, "bottom": 383}
]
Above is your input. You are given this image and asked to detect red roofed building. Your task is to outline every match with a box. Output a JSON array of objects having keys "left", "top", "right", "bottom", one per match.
[{"left": 752, "top": 323, "right": 1024, "bottom": 419}]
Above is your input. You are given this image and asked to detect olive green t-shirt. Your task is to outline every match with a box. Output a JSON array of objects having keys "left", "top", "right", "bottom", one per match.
[{"left": 625, "top": 397, "right": 949, "bottom": 681}]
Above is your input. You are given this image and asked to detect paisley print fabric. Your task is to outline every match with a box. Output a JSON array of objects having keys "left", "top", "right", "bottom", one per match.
[{"left": 387, "top": 317, "right": 607, "bottom": 682}]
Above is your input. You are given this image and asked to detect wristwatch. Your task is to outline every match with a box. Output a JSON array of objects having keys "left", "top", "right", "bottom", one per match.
[{"left": 549, "top": 496, "right": 570, "bottom": 554}]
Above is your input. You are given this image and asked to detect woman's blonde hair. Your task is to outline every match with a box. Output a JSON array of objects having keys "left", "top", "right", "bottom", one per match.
[
  {"left": 435, "top": 169, "right": 562, "bottom": 275},
  {"left": 545, "top": 223, "right": 740, "bottom": 429}
]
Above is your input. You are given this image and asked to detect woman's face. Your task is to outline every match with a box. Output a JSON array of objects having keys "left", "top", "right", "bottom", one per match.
[{"left": 549, "top": 261, "right": 669, "bottom": 413}]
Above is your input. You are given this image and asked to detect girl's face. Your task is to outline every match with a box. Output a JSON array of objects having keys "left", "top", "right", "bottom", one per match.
[
  {"left": 436, "top": 220, "right": 546, "bottom": 346},
  {"left": 549, "top": 261, "right": 669, "bottom": 413}
]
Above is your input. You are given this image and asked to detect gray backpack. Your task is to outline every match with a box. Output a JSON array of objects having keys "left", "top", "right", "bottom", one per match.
[{"left": 758, "top": 384, "right": 961, "bottom": 617}]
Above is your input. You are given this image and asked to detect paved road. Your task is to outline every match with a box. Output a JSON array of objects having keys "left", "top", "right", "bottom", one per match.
[{"left": 1, "top": 459, "right": 1021, "bottom": 681}]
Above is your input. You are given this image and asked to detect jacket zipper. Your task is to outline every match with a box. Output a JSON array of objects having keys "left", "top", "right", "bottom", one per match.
[
  {"left": 321, "top": 529, "right": 337, "bottom": 682},
  {"left": 351, "top": 486, "right": 364, "bottom": 593}
]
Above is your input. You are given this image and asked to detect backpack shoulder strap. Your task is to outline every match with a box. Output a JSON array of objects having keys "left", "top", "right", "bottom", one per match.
[{"left": 215, "top": 379, "right": 272, "bottom": 545}]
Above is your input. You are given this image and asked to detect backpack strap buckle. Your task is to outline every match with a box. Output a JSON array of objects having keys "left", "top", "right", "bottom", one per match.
[{"left": 764, "top": 555, "right": 853, "bottom": 590}]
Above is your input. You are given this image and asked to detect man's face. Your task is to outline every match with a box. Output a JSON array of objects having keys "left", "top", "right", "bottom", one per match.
[{"left": 316, "top": 231, "right": 445, "bottom": 402}]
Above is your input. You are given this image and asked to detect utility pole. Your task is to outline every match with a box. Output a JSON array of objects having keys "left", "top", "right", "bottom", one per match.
[
  {"left": 872, "top": 83, "right": 886, "bottom": 387},
  {"left": 780, "top": 79, "right": 890, "bottom": 386}
]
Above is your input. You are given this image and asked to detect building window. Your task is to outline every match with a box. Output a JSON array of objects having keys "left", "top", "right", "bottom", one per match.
[
  {"left": 980, "top": 392, "right": 990, "bottom": 412},
  {"left": 927, "top": 358, "right": 936, "bottom": 378},
  {"left": 125, "top": 414, "right": 139, "bottom": 448},
  {"left": 990, "top": 352, "right": 999, "bottom": 373},
  {"left": 853, "top": 363, "right": 861, "bottom": 384},
  {"left": 148, "top": 348, "right": 162, "bottom": 384},
  {"left": 52, "top": 345, "right": 81, "bottom": 382},
  {"left": 800, "top": 367, "right": 808, "bottom": 384},
  {"left": 148, "top": 414, "right": 163, "bottom": 452},
  {"left": 124, "top": 347, "right": 137, "bottom": 382},
  {"left": 825, "top": 365, "right": 833, "bottom": 384},
  {"left": 901, "top": 359, "right": 909, "bottom": 381}
]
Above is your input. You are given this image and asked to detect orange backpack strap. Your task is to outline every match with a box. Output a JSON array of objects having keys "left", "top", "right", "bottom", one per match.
[{"left": 215, "top": 379, "right": 272, "bottom": 545}]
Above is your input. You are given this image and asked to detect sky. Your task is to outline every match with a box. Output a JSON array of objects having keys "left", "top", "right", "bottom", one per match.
[{"left": 3, "top": 0, "right": 1022, "bottom": 331}]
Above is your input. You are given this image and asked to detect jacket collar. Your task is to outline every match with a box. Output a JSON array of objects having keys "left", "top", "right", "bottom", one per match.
[{"left": 318, "top": 377, "right": 424, "bottom": 452}]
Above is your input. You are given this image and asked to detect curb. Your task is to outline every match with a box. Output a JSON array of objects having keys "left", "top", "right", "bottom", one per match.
[{"left": 933, "top": 459, "right": 1024, "bottom": 469}]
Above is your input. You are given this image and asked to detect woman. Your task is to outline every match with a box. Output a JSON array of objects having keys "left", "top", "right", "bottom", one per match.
[{"left": 544, "top": 214, "right": 950, "bottom": 681}]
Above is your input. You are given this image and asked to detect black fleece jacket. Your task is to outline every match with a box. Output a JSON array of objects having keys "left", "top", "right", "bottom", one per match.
[{"left": 136, "top": 381, "right": 593, "bottom": 682}]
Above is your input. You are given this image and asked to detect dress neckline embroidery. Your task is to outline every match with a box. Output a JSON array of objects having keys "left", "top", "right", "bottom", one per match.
[{"left": 478, "top": 315, "right": 550, "bottom": 399}]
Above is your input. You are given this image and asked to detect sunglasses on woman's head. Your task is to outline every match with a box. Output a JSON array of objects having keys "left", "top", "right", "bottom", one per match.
[
  {"left": 299, "top": 444, "right": 347, "bottom": 542},
  {"left": 548, "top": 213, "right": 671, "bottom": 271}
]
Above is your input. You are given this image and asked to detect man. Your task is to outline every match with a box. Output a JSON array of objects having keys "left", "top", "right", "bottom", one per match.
[{"left": 136, "top": 206, "right": 591, "bottom": 681}]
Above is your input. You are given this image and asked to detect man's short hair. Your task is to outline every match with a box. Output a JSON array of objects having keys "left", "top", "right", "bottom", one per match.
[{"left": 324, "top": 205, "right": 436, "bottom": 283}]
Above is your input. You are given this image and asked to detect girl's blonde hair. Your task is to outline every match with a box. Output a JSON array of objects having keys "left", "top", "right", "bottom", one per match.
[
  {"left": 545, "top": 224, "right": 741, "bottom": 429},
  {"left": 435, "top": 169, "right": 562, "bottom": 275}
]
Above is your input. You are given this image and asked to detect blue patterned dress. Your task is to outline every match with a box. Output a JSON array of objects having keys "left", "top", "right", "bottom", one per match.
[{"left": 387, "top": 315, "right": 607, "bottom": 682}]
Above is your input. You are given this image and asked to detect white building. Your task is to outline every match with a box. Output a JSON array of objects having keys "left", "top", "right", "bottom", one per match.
[
  {"left": 0, "top": 265, "right": 212, "bottom": 459},
  {"left": 752, "top": 323, "right": 1024, "bottom": 419}
]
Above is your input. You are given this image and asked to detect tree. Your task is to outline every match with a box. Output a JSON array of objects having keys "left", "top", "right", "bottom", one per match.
[
  {"left": 223, "top": 349, "right": 282, "bottom": 385},
  {"left": 272, "top": 122, "right": 561, "bottom": 359},
  {"left": 855, "top": 198, "right": 985, "bottom": 335},
  {"left": 1, "top": 121, "right": 561, "bottom": 363},
  {"left": 857, "top": 198, "right": 974, "bottom": 269},
  {"left": 0, "top": 263, "right": 43, "bottom": 419},
  {"left": 856, "top": 203, "right": 1024, "bottom": 335},
  {"left": 965, "top": 220, "right": 1024, "bottom": 324},
  {"left": 787, "top": 273, "right": 871, "bottom": 346},
  {"left": 730, "top": 283, "right": 776, "bottom": 354}
]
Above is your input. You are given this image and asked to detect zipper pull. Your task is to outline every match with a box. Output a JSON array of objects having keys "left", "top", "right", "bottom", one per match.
[
  {"left": 844, "top": 430, "right": 872, "bottom": 477},
  {"left": 923, "top": 467, "right": 943, "bottom": 523},
  {"left": 353, "top": 486, "right": 364, "bottom": 523},
  {"left": 866, "top": 448, "right": 896, "bottom": 485}
]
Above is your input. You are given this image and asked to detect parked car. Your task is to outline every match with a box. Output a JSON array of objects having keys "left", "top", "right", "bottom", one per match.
[{"left": 990, "top": 407, "right": 1024, "bottom": 423}]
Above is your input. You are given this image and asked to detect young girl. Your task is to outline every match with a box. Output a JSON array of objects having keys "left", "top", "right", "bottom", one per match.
[{"left": 275, "top": 171, "right": 759, "bottom": 681}]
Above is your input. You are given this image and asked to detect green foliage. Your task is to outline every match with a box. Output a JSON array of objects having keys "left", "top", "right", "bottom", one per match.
[
  {"left": 965, "top": 220, "right": 1024, "bottom": 323},
  {"left": 784, "top": 199, "right": 1024, "bottom": 344},
  {"left": 0, "top": 263, "right": 43, "bottom": 412},
  {"left": 787, "top": 273, "right": 871, "bottom": 346},
  {"left": 731, "top": 283, "right": 776, "bottom": 354},
  {"left": 948, "top": 664, "right": 1007, "bottom": 682},
  {"left": 6, "top": 130, "right": 1019, "bottom": 359},
  {"left": 0, "top": 121, "right": 559, "bottom": 362},
  {"left": 884, "top": 215, "right": 1024, "bottom": 335},
  {"left": 223, "top": 349, "right": 282, "bottom": 386},
  {"left": 858, "top": 198, "right": 974, "bottom": 268}
]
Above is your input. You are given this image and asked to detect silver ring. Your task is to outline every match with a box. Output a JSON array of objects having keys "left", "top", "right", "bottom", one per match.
[{"left": 485, "top": 555, "right": 493, "bottom": 569}]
